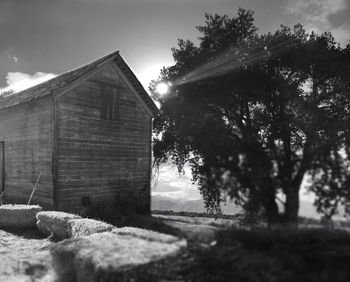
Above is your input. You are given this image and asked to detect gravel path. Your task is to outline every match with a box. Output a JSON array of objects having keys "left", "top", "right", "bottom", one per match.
[{"left": 0, "top": 229, "right": 54, "bottom": 282}]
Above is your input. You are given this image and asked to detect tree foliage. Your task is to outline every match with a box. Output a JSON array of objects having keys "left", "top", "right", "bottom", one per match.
[{"left": 151, "top": 8, "right": 350, "bottom": 225}]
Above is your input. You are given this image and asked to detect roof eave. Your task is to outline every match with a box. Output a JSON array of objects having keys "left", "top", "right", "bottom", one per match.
[{"left": 113, "top": 53, "right": 160, "bottom": 117}]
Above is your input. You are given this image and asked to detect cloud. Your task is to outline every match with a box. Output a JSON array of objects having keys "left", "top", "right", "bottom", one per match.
[
  {"left": 284, "top": 0, "right": 350, "bottom": 45},
  {"left": 152, "top": 163, "right": 202, "bottom": 201},
  {"left": 0, "top": 72, "right": 56, "bottom": 95},
  {"left": 286, "top": 0, "right": 347, "bottom": 16},
  {"left": 152, "top": 188, "right": 201, "bottom": 201},
  {"left": 6, "top": 53, "right": 19, "bottom": 64}
]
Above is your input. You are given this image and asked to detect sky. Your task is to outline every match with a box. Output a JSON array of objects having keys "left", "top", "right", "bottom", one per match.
[
  {"left": 0, "top": 0, "right": 349, "bottom": 208},
  {"left": 0, "top": 0, "right": 350, "bottom": 92}
]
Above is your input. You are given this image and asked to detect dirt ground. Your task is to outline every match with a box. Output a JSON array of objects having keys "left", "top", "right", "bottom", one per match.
[{"left": 0, "top": 229, "right": 55, "bottom": 282}]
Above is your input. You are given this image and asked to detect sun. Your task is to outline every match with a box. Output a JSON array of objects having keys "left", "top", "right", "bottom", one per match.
[{"left": 156, "top": 82, "right": 170, "bottom": 95}]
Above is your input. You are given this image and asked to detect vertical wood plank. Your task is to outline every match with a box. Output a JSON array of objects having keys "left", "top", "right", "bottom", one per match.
[
  {"left": 112, "top": 87, "right": 119, "bottom": 120},
  {"left": 101, "top": 84, "right": 107, "bottom": 119},
  {"left": 0, "top": 142, "right": 4, "bottom": 192},
  {"left": 0, "top": 97, "right": 54, "bottom": 208}
]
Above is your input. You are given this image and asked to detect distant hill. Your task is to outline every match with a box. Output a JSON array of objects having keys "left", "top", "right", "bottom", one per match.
[
  {"left": 151, "top": 195, "right": 322, "bottom": 219},
  {"left": 151, "top": 195, "right": 241, "bottom": 214}
]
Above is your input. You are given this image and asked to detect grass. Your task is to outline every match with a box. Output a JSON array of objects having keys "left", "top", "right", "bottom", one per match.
[
  {"left": 75, "top": 205, "right": 350, "bottom": 281},
  {"left": 215, "top": 227, "right": 350, "bottom": 282},
  {"left": 153, "top": 213, "right": 237, "bottom": 229},
  {"left": 67, "top": 218, "right": 114, "bottom": 238},
  {"left": 85, "top": 205, "right": 183, "bottom": 238},
  {"left": 113, "top": 227, "right": 182, "bottom": 243},
  {"left": 0, "top": 228, "right": 54, "bottom": 281},
  {"left": 114, "top": 227, "right": 350, "bottom": 282},
  {"left": 152, "top": 209, "right": 238, "bottom": 220},
  {"left": 3, "top": 204, "right": 350, "bottom": 281}
]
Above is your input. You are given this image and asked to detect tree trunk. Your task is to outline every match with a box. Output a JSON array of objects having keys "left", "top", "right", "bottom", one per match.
[
  {"left": 284, "top": 188, "right": 300, "bottom": 227},
  {"left": 283, "top": 162, "right": 307, "bottom": 227},
  {"left": 262, "top": 181, "right": 282, "bottom": 226},
  {"left": 264, "top": 196, "right": 281, "bottom": 226}
]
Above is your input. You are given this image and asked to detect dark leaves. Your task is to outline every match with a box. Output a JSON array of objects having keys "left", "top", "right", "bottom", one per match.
[{"left": 150, "top": 8, "right": 350, "bottom": 221}]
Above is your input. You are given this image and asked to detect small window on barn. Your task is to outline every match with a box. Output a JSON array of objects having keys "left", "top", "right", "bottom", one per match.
[{"left": 101, "top": 85, "right": 118, "bottom": 120}]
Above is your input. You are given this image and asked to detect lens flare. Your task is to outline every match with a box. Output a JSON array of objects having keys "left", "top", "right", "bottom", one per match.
[
  {"left": 156, "top": 82, "right": 170, "bottom": 95},
  {"left": 172, "top": 39, "right": 291, "bottom": 87}
]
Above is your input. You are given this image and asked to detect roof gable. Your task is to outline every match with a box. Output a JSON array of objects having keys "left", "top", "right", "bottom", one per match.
[{"left": 0, "top": 51, "right": 159, "bottom": 117}]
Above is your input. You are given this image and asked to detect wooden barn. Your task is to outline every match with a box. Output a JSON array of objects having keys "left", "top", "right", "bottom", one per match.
[{"left": 0, "top": 51, "right": 159, "bottom": 213}]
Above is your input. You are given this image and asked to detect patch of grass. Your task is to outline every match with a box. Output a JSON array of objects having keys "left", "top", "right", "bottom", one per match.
[
  {"left": 0, "top": 229, "right": 53, "bottom": 281},
  {"left": 221, "top": 227, "right": 350, "bottom": 281},
  {"left": 113, "top": 238, "right": 290, "bottom": 282},
  {"left": 153, "top": 214, "right": 236, "bottom": 229},
  {"left": 152, "top": 210, "right": 237, "bottom": 220},
  {"left": 67, "top": 218, "right": 114, "bottom": 238},
  {"left": 114, "top": 227, "right": 350, "bottom": 282},
  {"left": 115, "top": 213, "right": 184, "bottom": 238},
  {"left": 85, "top": 204, "right": 183, "bottom": 238},
  {"left": 218, "top": 227, "right": 350, "bottom": 251}
]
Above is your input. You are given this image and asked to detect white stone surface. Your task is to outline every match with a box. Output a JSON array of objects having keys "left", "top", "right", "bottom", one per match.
[
  {"left": 0, "top": 204, "right": 42, "bottom": 228},
  {"left": 51, "top": 230, "right": 186, "bottom": 282}
]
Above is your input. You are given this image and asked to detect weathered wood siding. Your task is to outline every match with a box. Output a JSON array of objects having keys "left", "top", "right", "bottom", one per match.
[
  {"left": 55, "top": 62, "right": 152, "bottom": 213},
  {"left": 0, "top": 97, "right": 54, "bottom": 207}
]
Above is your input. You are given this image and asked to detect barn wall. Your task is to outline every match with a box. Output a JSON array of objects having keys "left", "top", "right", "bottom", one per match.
[
  {"left": 0, "top": 96, "right": 54, "bottom": 208},
  {"left": 55, "top": 63, "right": 152, "bottom": 213}
]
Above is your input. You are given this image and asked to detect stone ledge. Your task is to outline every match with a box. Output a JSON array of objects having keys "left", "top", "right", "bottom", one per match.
[
  {"left": 0, "top": 204, "right": 42, "bottom": 228},
  {"left": 36, "top": 211, "right": 81, "bottom": 239},
  {"left": 67, "top": 218, "right": 114, "bottom": 238},
  {"left": 50, "top": 231, "right": 187, "bottom": 282}
]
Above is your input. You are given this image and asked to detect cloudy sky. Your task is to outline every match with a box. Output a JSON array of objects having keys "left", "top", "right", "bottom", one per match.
[
  {"left": 1, "top": 0, "right": 350, "bottom": 92},
  {"left": 0, "top": 0, "right": 349, "bottom": 205}
]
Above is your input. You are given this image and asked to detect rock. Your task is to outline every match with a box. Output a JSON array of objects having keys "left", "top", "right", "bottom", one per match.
[
  {"left": 67, "top": 218, "right": 114, "bottom": 238},
  {"left": 0, "top": 205, "right": 42, "bottom": 228},
  {"left": 51, "top": 230, "right": 187, "bottom": 282},
  {"left": 36, "top": 211, "right": 81, "bottom": 239}
]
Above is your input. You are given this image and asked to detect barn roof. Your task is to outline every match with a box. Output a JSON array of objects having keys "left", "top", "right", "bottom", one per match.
[{"left": 0, "top": 51, "right": 159, "bottom": 116}]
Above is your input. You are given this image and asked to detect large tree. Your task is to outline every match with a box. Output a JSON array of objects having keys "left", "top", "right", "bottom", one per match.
[{"left": 151, "top": 9, "right": 350, "bottom": 226}]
